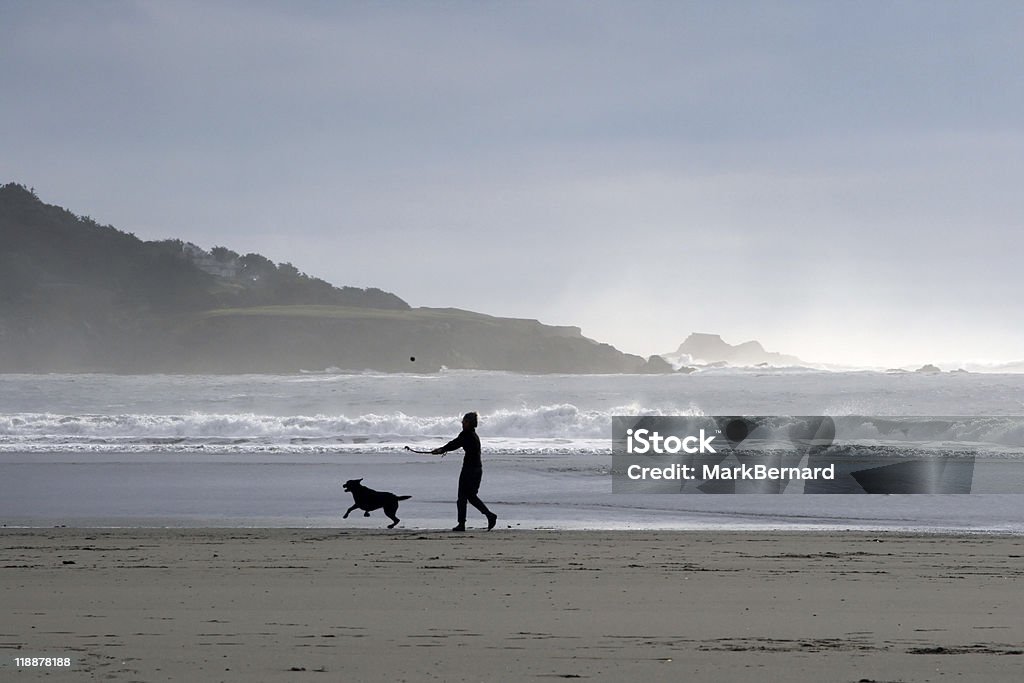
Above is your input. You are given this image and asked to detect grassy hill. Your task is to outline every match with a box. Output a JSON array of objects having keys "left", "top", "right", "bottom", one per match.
[
  {"left": 0, "top": 182, "right": 407, "bottom": 314},
  {"left": 0, "top": 183, "right": 666, "bottom": 374}
]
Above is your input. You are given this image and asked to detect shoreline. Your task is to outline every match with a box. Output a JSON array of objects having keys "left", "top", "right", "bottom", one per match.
[
  {"left": 4, "top": 528, "right": 1022, "bottom": 681},
  {"left": 4, "top": 524, "right": 1024, "bottom": 535},
  {"left": 5, "top": 449, "right": 1023, "bottom": 533}
]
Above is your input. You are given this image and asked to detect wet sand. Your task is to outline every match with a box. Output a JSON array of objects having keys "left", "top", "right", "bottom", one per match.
[{"left": 2, "top": 529, "right": 1022, "bottom": 681}]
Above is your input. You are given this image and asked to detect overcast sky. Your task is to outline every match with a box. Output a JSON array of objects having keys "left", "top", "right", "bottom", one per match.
[{"left": 2, "top": 1, "right": 1022, "bottom": 366}]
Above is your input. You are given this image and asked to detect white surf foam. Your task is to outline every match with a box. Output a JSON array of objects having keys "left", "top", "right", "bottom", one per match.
[
  {"left": 3, "top": 410, "right": 1024, "bottom": 455},
  {"left": 0, "top": 404, "right": 697, "bottom": 453}
]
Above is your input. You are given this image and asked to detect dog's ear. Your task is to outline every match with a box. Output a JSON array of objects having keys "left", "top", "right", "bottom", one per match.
[{"left": 356, "top": 478, "right": 364, "bottom": 483}]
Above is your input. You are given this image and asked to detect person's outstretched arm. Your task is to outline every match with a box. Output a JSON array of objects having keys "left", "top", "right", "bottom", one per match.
[{"left": 431, "top": 433, "right": 464, "bottom": 455}]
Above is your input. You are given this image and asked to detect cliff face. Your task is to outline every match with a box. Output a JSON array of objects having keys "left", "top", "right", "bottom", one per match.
[
  {"left": 167, "top": 307, "right": 653, "bottom": 374},
  {"left": 0, "top": 183, "right": 666, "bottom": 374},
  {"left": 0, "top": 182, "right": 409, "bottom": 314}
]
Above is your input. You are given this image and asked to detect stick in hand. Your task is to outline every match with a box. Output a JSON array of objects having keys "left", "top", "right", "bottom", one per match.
[{"left": 405, "top": 445, "right": 444, "bottom": 457}]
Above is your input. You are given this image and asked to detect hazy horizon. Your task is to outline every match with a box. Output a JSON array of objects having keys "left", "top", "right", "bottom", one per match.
[{"left": 2, "top": 1, "right": 1022, "bottom": 367}]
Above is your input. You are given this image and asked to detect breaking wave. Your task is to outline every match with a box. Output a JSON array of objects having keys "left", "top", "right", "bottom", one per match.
[
  {"left": 2, "top": 409, "right": 1023, "bottom": 455},
  {"left": 0, "top": 404, "right": 698, "bottom": 454}
]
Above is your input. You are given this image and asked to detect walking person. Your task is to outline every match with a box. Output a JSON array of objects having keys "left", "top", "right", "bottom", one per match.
[{"left": 432, "top": 412, "right": 498, "bottom": 532}]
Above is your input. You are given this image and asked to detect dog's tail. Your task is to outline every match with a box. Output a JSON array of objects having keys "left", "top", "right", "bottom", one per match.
[{"left": 396, "top": 495, "right": 412, "bottom": 501}]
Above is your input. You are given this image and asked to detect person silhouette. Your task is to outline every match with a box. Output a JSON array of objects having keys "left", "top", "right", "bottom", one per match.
[{"left": 432, "top": 412, "right": 498, "bottom": 532}]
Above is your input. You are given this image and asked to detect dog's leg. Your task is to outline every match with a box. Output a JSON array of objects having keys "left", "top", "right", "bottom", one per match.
[
  {"left": 364, "top": 511, "right": 371, "bottom": 517},
  {"left": 384, "top": 503, "right": 400, "bottom": 529},
  {"left": 343, "top": 504, "right": 359, "bottom": 519}
]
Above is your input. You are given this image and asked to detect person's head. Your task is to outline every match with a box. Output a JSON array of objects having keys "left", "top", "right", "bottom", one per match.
[{"left": 462, "top": 412, "right": 478, "bottom": 430}]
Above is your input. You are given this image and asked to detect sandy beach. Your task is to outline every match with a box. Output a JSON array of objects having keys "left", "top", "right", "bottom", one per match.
[{"left": 2, "top": 529, "right": 1022, "bottom": 682}]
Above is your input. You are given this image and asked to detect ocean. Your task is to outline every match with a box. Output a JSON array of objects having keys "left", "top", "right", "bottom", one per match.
[{"left": 1, "top": 370, "right": 1022, "bottom": 532}]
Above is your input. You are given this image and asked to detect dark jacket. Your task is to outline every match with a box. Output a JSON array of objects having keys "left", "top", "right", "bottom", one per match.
[{"left": 438, "top": 428, "right": 482, "bottom": 469}]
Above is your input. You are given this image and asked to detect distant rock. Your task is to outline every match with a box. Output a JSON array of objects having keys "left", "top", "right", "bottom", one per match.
[
  {"left": 640, "top": 355, "right": 676, "bottom": 374},
  {"left": 662, "top": 333, "right": 805, "bottom": 367},
  {"left": 915, "top": 364, "right": 942, "bottom": 374}
]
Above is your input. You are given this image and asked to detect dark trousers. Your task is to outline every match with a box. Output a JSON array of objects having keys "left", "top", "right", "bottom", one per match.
[{"left": 457, "top": 467, "right": 491, "bottom": 523}]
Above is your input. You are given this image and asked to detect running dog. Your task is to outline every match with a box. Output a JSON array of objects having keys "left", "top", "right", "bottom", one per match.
[{"left": 341, "top": 478, "right": 410, "bottom": 529}]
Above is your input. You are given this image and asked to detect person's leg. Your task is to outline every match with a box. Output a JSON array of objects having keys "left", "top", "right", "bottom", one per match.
[
  {"left": 455, "top": 469, "right": 477, "bottom": 529},
  {"left": 456, "top": 495, "right": 468, "bottom": 525},
  {"left": 467, "top": 493, "right": 490, "bottom": 516},
  {"left": 463, "top": 469, "right": 497, "bottom": 530}
]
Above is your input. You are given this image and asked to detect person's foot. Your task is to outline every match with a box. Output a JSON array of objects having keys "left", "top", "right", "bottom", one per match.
[
  {"left": 451, "top": 524, "right": 465, "bottom": 532},
  {"left": 486, "top": 513, "right": 498, "bottom": 531}
]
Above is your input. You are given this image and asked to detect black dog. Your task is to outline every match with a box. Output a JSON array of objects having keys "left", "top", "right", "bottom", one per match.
[{"left": 342, "top": 478, "right": 411, "bottom": 529}]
